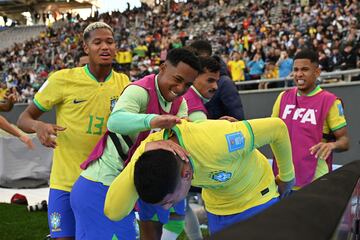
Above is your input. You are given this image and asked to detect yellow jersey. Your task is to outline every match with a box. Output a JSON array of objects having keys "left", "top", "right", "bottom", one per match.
[
  {"left": 0, "top": 88, "right": 7, "bottom": 101},
  {"left": 227, "top": 60, "right": 246, "bottom": 81},
  {"left": 34, "top": 65, "right": 130, "bottom": 191},
  {"left": 115, "top": 51, "right": 132, "bottom": 64},
  {"left": 105, "top": 118, "right": 294, "bottom": 220}
]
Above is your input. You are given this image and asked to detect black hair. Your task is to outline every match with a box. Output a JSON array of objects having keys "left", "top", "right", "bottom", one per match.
[
  {"left": 198, "top": 56, "right": 221, "bottom": 74},
  {"left": 166, "top": 48, "right": 201, "bottom": 73},
  {"left": 189, "top": 40, "right": 213, "bottom": 57},
  {"left": 294, "top": 49, "right": 319, "bottom": 66},
  {"left": 134, "top": 149, "right": 181, "bottom": 204}
]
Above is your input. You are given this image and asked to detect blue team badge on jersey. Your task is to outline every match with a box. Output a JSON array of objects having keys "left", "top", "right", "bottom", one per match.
[
  {"left": 211, "top": 171, "right": 232, "bottom": 182},
  {"left": 226, "top": 132, "right": 245, "bottom": 152},
  {"left": 337, "top": 103, "right": 344, "bottom": 116},
  {"left": 50, "top": 212, "right": 61, "bottom": 232},
  {"left": 110, "top": 97, "right": 118, "bottom": 111}
]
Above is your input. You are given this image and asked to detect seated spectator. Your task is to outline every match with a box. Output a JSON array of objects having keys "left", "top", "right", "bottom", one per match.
[
  {"left": 340, "top": 43, "right": 357, "bottom": 70},
  {"left": 259, "top": 61, "right": 277, "bottom": 89}
]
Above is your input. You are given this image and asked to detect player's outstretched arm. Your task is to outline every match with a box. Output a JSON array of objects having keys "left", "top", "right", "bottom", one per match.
[{"left": 248, "top": 117, "right": 295, "bottom": 183}]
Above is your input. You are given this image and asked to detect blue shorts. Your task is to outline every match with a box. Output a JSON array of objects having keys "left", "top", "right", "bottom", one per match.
[
  {"left": 70, "top": 176, "right": 137, "bottom": 240},
  {"left": 207, "top": 198, "right": 279, "bottom": 234},
  {"left": 137, "top": 198, "right": 186, "bottom": 224},
  {"left": 48, "top": 189, "right": 75, "bottom": 238}
]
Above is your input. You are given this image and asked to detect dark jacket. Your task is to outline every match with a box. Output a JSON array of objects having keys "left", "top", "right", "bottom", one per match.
[{"left": 205, "top": 56, "right": 245, "bottom": 120}]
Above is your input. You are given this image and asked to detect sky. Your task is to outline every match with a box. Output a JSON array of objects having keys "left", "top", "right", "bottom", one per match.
[
  {"left": 98, "top": 0, "right": 142, "bottom": 13},
  {"left": 0, "top": 0, "right": 143, "bottom": 26}
]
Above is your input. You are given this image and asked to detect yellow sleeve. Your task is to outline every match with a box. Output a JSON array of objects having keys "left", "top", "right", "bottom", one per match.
[
  {"left": 34, "top": 71, "right": 65, "bottom": 111},
  {"left": 271, "top": 91, "right": 285, "bottom": 118},
  {"left": 247, "top": 117, "right": 294, "bottom": 182},
  {"left": 325, "top": 99, "right": 347, "bottom": 133},
  {"left": 104, "top": 131, "right": 165, "bottom": 220},
  {"left": 104, "top": 158, "right": 138, "bottom": 220}
]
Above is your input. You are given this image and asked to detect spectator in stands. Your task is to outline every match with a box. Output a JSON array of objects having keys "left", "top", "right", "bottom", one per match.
[
  {"left": 0, "top": 0, "right": 358, "bottom": 100},
  {"left": 247, "top": 52, "right": 265, "bottom": 80},
  {"left": 318, "top": 50, "right": 331, "bottom": 72},
  {"left": 271, "top": 49, "right": 349, "bottom": 189},
  {"left": 115, "top": 45, "right": 132, "bottom": 76},
  {"left": 17, "top": 22, "right": 132, "bottom": 240},
  {"left": 0, "top": 85, "right": 17, "bottom": 112},
  {"left": 21, "top": 84, "right": 34, "bottom": 103},
  {"left": 276, "top": 50, "right": 293, "bottom": 87},
  {"left": 329, "top": 47, "right": 343, "bottom": 71},
  {"left": 259, "top": 61, "right": 277, "bottom": 89},
  {"left": 227, "top": 51, "right": 246, "bottom": 83},
  {"left": 246, "top": 52, "right": 265, "bottom": 89},
  {"left": 190, "top": 40, "right": 245, "bottom": 121},
  {"left": 340, "top": 42, "right": 357, "bottom": 70},
  {"left": 78, "top": 55, "right": 89, "bottom": 67},
  {"left": 104, "top": 118, "right": 295, "bottom": 235},
  {"left": 0, "top": 82, "right": 8, "bottom": 101}
]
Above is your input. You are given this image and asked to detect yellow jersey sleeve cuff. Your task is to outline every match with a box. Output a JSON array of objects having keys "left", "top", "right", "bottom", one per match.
[
  {"left": 330, "top": 122, "right": 347, "bottom": 132},
  {"left": 279, "top": 170, "right": 295, "bottom": 182},
  {"left": 33, "top": 98, "right": 51, "bottom": 112}
]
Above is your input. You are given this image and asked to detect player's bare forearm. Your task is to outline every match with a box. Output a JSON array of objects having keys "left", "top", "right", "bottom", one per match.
[
  {"left": 17, "top": 103, "right": 44, "bottom": 133},
  {"left": 332, "top": 127, "right": 350, "bottom": 152},
  {"left": 0, "top": 115, "right": 22, "bottom": 137},
  {"left": 17, "top": 111, "right": 41, "bottom": 133},
  {"left": 310, "top": 127, "right": 349, "bottom": 160}
]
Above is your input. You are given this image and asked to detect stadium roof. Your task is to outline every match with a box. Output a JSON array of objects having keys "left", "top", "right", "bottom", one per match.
[{"left": 0, "top": 0, "right": 99, "bottom": 23}]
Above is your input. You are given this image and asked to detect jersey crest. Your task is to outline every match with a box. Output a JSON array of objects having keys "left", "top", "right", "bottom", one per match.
[
  {"left": 50, "top": 212, "right": 62, "bottom": 232},
  {"left": 110, "top": 96, "right": 118, "bottom": 111},
  {"left": 210, "top": 171, "right": 232, "bottom": 182},
  {"left": 226, "top": 132, "right": 245, "bottom": 152}
]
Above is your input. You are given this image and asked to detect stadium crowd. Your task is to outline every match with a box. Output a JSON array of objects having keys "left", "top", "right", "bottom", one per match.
[{"left": 0, "top": 0, "right": 359, "bottom": 102}]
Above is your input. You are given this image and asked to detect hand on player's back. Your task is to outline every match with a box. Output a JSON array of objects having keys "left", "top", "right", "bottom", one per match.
[{"left": 150, "top": 115, "right": 182, "bottom": 129}]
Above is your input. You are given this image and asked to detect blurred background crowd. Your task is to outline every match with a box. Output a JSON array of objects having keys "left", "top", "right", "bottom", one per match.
[{"left": 0, "top": 0, "right": 359, "bottom": 103}]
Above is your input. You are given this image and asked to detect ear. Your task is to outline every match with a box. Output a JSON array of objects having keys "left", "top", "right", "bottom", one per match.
[
  {"left": 159, "top": 62, "right": 167, "bottom": 73},
  {"left": 315, "top": 66, "right": 321, "bottom": 77},
  {"left": 181, "top": 163, "right": 193, "bottom": 181},
  {"left": 83, "top": 42, "right": 89, "bottom": 55}
]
